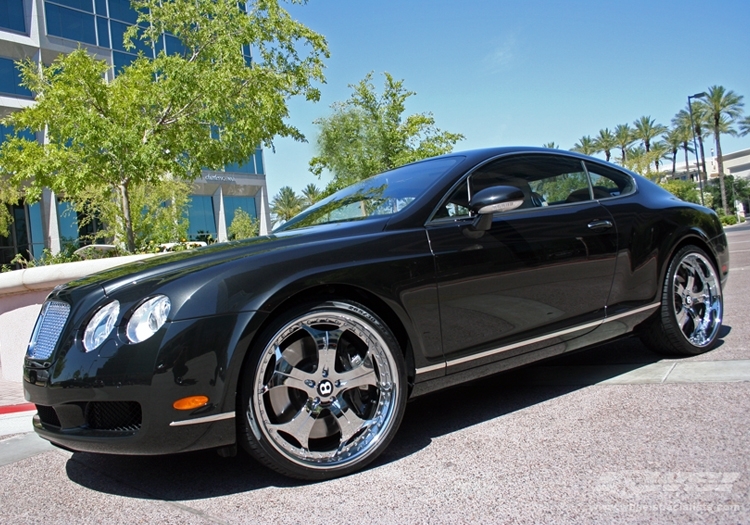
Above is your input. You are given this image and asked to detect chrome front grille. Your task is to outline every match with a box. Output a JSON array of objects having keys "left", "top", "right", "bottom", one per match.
[{"left": 27, "top": 301, "right": 71, "bottom": 360}]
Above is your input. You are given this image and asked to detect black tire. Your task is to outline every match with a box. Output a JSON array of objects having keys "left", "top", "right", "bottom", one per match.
[
  {"left": 640, "top": 245, "right": 723, "bottom": 355},
  {"left": 238, "top": 299, "right": 407, "bottom": 480}
]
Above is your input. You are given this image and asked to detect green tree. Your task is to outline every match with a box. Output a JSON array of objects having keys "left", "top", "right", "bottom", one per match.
[
  {"left": 271, "top": 186, "right": 303, "bottom": 226},
  {"left": 542, "top": 142, "right": 559, "bottom": 149},
  {"left": 614, "top": 123, "right": 635, "bottom": 164},
  {"left": 659, "top": 179, "right": 700, "bottom": 204},
  {"left": 571, "top": 135, "right": 598, "bottom": 156},
  {"left": 310, "top": 72, "right": 464, "bottom": 192},
  {"left": 707, "top": 174, "right": 750, "bottom": 215},
  {"left": 301, "top": 183, "right": 323, "bottom": 207},
  {"left": 632, "top": 116, "right": 667, "bottom": 153},
  {"left": 0, "top": 128, "right": 22, "bottom": 234},
  {"left": 227, "top": 208, "right": 259, "bottom": 240},
  {"left": 593, "top": 128, "right": 617, "bottom": 162},
  {"left": 696, "top": 85, "right": 745, "bottom": 214},
  {"left": 0, "top": 0, "right": 327, "bottom": 250}
]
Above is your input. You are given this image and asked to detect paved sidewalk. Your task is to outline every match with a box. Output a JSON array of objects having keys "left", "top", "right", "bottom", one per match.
[{"left": 0, "top": 367, "right": 28, "bottom": 408}]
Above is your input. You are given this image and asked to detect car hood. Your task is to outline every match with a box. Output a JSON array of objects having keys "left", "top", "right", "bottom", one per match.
[{"left": 61, "top": 219, "right": 391, "bottom": 297}]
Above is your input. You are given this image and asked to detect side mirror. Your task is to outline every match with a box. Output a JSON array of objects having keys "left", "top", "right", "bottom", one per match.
[
  {"left": 466, "top": 186, "right": 525, "bottom": 235},
  {"left": 469, "top": 185, "right": 526, "bottom": 216}
]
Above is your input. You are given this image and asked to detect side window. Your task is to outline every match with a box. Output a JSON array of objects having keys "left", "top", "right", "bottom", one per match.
[
  {"left": 471, "top": 155, "right": 592, "bottom": 208},
  {"left": 585, "top": 162, "right": 635, "bottom": 199},
  {"left": 432, "top": 154, "right": 618, "bottom": 221},
  {"left": 434, "top": 181, "right": 470, "bottom": 219}
]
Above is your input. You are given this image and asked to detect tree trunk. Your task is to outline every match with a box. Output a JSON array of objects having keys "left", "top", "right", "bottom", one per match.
[
  {"left": 671, "top": 151, "right": 677, "bottom": 177},
  {"left": 682, "top": 142, "right": 690, "bottom": 179},
  {"left": 698, "top": 134, "right": 708, "bottom": 183},
  {"left": 714, "top": 122, "right": 729, "bottom": 215},
  {"left": 119, "top": 181, "right": 136, "bottom": 252}
]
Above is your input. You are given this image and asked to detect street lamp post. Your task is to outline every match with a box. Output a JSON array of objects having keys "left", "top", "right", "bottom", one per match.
[{"left": 688, "top": 92, "right": 707, "bottom": 205}]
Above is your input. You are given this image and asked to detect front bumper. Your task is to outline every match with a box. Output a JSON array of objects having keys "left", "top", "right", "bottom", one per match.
[{"left": 23, "top": 312, "right": 244, "bottom": 455}]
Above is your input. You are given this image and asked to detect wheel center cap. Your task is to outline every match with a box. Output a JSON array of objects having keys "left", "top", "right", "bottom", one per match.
[
  {"left": 685, "top": 295, "right": 693, "bottom": 306},
  {"left": 317, "top": 379, "right": 334, "bottom": 397}
]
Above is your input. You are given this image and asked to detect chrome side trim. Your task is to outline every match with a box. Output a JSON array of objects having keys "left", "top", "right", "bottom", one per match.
[
  {"left": 414, "top": 302, "right": 661, "bottom": 376},
  {"left": 414, "top": 362, "right": 445, "bottom": 375},
  {"left": 169, "top": 411, "right": 236, "bottom": 427}
]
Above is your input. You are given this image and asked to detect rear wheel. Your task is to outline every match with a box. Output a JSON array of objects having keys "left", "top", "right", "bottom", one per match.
[
  {"left": 239, "top": 300, "right": 407, "bottom": 480},
  {"left": 640, "top": 245, "right": 723, "bottom": 355}
]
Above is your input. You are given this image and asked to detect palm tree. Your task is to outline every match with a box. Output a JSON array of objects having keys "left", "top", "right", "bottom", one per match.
[
  {"left": 650, "top": 140, "right": 671, "bottom": 174},
  {"left": 542, "top": 142, "right": 559, "bottom": 149},
  {"left": 663, "top": 126, "right": 685, "bottom": 177},
  {"left": 632, "top": 116, "right": 667, "bottom": 153},
  {"left": 301, "top": 183, "right": 323, "bottom": 207},
  {"left": 593, "top": 128, "right": 617, "bottom": 162},
  {"left": 624, "top": 145, "right": 650, "bottom": 177},
  {"left": 571, "top": 135, "right": 598, "bottom": 156},
  {"left": 688, "top": 103, "right": 712, "bottom": 187},
  {"left": 271, "top": 186, "right": 303, "bottom": 226},
  {"left": 697, "top": 85, "right": 745, "bottom": 214},
  {"left": 740, "top": 115, "right": 750, "bottom": 136},
  {"left": 671, "top": 110, "right": 696, "bottom": 178},
  {"left": 614, "top": 124, "right": 635, "bottom": 164}
]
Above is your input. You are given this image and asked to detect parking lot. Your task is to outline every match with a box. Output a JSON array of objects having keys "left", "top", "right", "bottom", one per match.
[{"left": 1, "top": 224, "right": 749, "bottom": 524}]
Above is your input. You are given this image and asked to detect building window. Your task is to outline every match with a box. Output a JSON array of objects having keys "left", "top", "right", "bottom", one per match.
[
  {"left": 96, "top": 16, "right": 109, "bottom": 47},
  {"left": 0, "top": 202, "right": 45, "bottom": 265},
  {"left": 186, "top": 195, "right": 216, "bottom": 242},
  {"left": 112, "top": 50, "right": 135, "bottom": 73},
  {"left": 0, "top": 0, "right": 26, "bottom": 33},
  {"left": 0, "top": 57, "right": 33, "bottom": 98},
  {"left": 48, "top": 0, "right": 93, "bottom": 13},
  {"left": 254, "top": 148, "right": 264, "bottom": 174},
  {"left": 27, "top": 202, "right": 45, "bottom": 259},
  {"left": 107, "top": 0, "right": 137, "bottom": 23},
  {"left": 226, "top": 148, "right": 265, "bottom": 175},
  {"left": 0, "top": 123, "right": 35, "bottom": 144},
  {"left": 224, "top": 195, "right": 257, "bottom": 223},
  {"left": 56, "top": 199, "right": 80, "bottom": 247},
  {"left": 45, "top": 2, "right": 97, "bottom": 44}
]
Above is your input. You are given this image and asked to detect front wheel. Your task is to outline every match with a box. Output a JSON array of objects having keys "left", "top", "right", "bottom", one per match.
[
  {"left": 239, "top": 300, "right": 407, "bottom": 480},
  {"left": 640, "top": 245, "right": 723, "bottom": 355}
]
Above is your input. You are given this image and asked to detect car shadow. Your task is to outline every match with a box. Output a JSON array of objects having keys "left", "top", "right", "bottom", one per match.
[{"left": 64, "top": 334, "right": 718, "bottom": 499}]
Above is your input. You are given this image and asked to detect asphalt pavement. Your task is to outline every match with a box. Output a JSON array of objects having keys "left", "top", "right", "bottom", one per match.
[{"left": 1, "top": 224, "right": 749, "bottom": 524}]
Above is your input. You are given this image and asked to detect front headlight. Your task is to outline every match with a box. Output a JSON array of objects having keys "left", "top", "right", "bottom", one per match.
[
  {"left": 126, "top": 295, "right": 171, "bottom": 343},
  {"left": 83, "top": 301, "right": 120, "bottom": 352}
]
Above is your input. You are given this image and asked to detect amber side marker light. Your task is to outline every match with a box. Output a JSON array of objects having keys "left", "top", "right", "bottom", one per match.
[{"left": 173, "top": 396, "right": 209, "bottom": 410}]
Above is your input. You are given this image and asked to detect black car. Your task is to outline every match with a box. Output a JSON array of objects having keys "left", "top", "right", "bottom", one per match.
[{"left": 23, "top": 147, "right": 728, "bottom": 480}]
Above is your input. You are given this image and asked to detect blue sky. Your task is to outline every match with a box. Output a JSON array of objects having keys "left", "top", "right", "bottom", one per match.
[{"left": 263, "top": 0, "right": 750, "bottom": 198}]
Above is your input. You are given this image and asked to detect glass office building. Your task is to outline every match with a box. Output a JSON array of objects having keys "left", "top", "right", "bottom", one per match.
[{"left": 0, "top": 0, "right": 271, "bottom": 265}]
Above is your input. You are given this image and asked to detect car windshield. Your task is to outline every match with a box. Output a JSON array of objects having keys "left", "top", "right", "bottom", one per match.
[{"left": 275, "top": 156, "right": 463, "bottom": 232}]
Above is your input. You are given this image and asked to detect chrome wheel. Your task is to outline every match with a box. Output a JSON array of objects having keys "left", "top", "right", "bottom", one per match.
[
  {"left": 671, "top": 251, "right": 722, "bottom": 347},
  {"left": 241, "top": 301, "right": 405, "bottom": 479},
  {"left": 640, "top": 245, "right": 723, "bottom": 356}
]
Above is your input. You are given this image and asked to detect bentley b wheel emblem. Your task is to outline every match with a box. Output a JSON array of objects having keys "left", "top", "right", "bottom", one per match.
[{"left": 318, "top": 380, "right": 333, "bottom": 396}]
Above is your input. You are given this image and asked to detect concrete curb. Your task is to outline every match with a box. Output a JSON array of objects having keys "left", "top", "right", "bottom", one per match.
[{"left": 0, "top": 254, "right": 156, "bottom": 296}]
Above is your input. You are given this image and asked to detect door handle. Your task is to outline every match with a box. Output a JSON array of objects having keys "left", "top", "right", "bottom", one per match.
[{"left": 587, "top": 219, "right": 613, "bottom": 231}]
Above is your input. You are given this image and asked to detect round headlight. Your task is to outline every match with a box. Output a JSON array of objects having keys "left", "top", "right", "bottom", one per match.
[
  {"left": 127, "top": 295, "right": 171, "bottom": 343},
  {"left": 83, "top": 301, "right": 120, "bottom": 352}
]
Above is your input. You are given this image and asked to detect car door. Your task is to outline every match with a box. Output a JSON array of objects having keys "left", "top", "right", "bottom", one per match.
[{"left": 426, "top": 153, "right": 619, "bottom": 374}]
